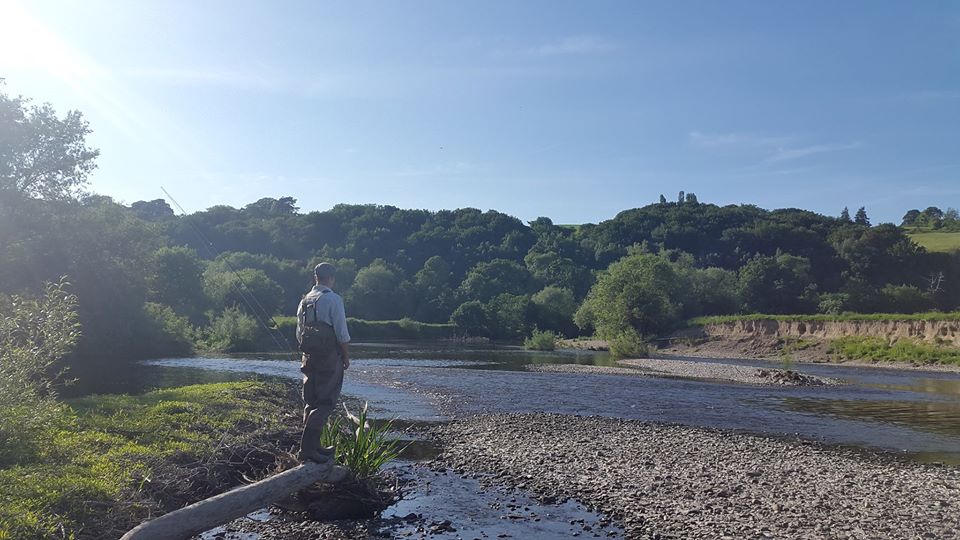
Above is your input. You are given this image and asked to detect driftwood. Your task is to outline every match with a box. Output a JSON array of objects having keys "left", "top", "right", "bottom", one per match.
[{"left": 120, "top": 462, "right": 350, "bottom": 540}]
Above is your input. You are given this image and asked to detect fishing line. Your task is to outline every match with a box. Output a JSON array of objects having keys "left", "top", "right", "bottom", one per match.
[{"left": 161, "top": 186, "right": 298, "bottom": 356}]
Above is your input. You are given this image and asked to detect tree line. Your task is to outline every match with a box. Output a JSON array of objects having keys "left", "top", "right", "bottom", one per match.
[{"left": 3, "top": 85, "right": 960, "bottom": 372}]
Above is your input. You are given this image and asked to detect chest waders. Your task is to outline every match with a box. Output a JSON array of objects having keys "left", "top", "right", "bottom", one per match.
[{"left": 298, "top": 322, "right": 343, "bottom": 464}]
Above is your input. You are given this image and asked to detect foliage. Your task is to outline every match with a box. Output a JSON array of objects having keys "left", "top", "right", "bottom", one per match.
[
  {"left": 828, "top": 336, "right": 960, "bottom": 365},
  {"left": 199, "top": 306, "right": 262, "bottom": 352},
  {"left": 450, "top": 300, "right": 489, "bottom": 337},
  {"left": 320, "top": 403, "right": 404, "bottom": 478},
  {"left": 530, "top": 286, "right": 579, "bottom": 336},
  {"left": 0, "top": 381, "right": 287, "bottom": 540},
  {"left": 575, "top": 253, "right": 691, "bottom": 339},
  {"left": 0, "top": 86, "right": 99, "bottom": 200},
  {"left": 0, "top": 279, "right": 79, "bottom": 467},
  {"left": 133, "top": 302, "right": 195, "bottom": 358},
  {"left": 523, "top": 328, "right": 557, "bottom": 351},
  {"left": 608, "top": 329, "right": 650, "bottom": 359},
  {"left": 737, "top": 253, "right": 818, "bottom": 314},
  {"left": 147, "top": 246, "right": 207, "bottom": 322}
]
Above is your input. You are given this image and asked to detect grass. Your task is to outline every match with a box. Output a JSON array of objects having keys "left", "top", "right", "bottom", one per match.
[
  {"left": 689, "top": 312, "right": 960, "bottom": 325},
  {"left": 907, "top": 230, "right": 960, "bottom": 253},
  {"left": 523, "top": 328, "right": 558, "bottom": 351},
  {"left": 0, "top": 381, "right": 289, "bottom": 540},
  {"left": 828, "top": 336, "right": 960, "bottom": 366},
  {"left": 321, "top": 403, "right": 405, "bottom": 478}
]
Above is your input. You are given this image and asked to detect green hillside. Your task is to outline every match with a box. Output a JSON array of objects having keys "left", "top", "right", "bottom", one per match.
[{"left": 909, "top": 231, "right": 960, "bottom": 253}]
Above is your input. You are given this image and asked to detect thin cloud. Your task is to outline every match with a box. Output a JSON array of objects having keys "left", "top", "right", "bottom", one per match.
[
  {"left": 525, "top": 36, "right": 619, "bottom": 57},
  {"left": 689, "top": 131, "right": 861, "bottom": 165},
  {"left": 687, "top": 131, "right": 794, "bottom": 149},
  {"left": 765, "top": 141, "right": 862, "bottom": 163}
]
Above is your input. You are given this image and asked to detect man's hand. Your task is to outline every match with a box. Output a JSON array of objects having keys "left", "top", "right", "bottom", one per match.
[{"left": 339, "top": 342, "right": 350, "bottom": 370}]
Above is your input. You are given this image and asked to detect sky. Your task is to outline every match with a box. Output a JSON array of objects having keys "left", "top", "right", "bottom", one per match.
[{"left": 1, "top": 0, "right": 958, "bottom": 224}]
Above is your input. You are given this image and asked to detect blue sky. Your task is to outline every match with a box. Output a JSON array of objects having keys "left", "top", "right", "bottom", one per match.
[{"left": 1, "top": 0, "right": 957, "bottom": 224}]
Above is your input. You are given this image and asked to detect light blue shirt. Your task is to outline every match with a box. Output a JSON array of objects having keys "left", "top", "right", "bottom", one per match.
[{"left": 297, "top": 285, "right": 351, "bottom": 344}]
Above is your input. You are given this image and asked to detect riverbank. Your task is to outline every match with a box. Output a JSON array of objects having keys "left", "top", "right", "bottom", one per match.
[
  {"left": 0, "top": 381, "right": 300, "bottom": 540},
  {"left": 433, "top": 413, "right": 960, "bottom": 539}
]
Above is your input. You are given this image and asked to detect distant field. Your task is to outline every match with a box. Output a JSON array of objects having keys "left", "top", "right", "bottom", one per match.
[{"left": 907, "top": 230, "right": 960, "bottom": 253}]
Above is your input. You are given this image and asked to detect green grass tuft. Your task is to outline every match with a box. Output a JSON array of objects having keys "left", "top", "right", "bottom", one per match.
[
  {"left": 828, "top": 336, "right": 960, "bottom": 365},
  {"left": 0, "top": 381, "right": 288, "bottom": 539}
]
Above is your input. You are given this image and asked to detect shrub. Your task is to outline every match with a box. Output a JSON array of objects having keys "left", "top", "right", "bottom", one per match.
[
  {"left": 609, "top": 329, "right": 649, "bottom": 359},
  {"left": 200, "top": 306, "right": 261, "bottom": 352},
  {"left": 132, "top": 302, "right": 195, "bottom": 358},
  {"left": 0, "top": 279, "right": 80, "bottom": 467},
  {"left": 524, "top": 328, "right": 557, "bottom": 351}
]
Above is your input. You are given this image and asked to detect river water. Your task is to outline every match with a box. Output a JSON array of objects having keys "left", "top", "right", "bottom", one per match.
[{"left": 77, "top": 342, "right": 960, "bottom": 464}]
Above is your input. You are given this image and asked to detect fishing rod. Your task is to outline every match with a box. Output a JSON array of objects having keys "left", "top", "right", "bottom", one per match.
[{"left": 160, "top": 186, "right": 298, "bottom": 357}]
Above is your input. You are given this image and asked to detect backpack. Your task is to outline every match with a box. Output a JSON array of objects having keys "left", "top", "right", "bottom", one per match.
[{"left": 298, "top": 290, "right": 337, "bottom": 353}]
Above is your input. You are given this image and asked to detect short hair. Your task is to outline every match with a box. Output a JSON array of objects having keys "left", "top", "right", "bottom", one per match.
[{"left": 314, "top": 262, "right": 336, "bottom": 281}]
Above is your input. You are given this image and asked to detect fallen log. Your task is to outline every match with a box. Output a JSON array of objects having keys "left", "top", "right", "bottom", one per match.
[{"left": 121, "top": 462, "right": 350, "bottom": 540}]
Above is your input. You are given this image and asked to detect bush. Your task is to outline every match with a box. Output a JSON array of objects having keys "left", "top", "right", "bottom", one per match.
[
  {"left": 132, "top": 302, "right": 195, "bottom": 358},
  {"left": 524, "top": 328, "right": 557, "bottom": 351},
  {"left": 0, "top": 279, "right": 80, "bottom": 467},
  {"left": 200, "top": 306, "right": 262, "bottom": 352},
  {"left": 609, "top": 329, "right": 649, "bottom": 359}
]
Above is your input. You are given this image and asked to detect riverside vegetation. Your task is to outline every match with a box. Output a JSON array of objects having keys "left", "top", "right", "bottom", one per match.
[{"left": 4, "top": 85, "right": 960, "bottom": 373}]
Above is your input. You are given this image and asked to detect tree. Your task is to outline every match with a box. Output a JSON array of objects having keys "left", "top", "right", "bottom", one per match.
[
  {"left": 450, "top": 300, "right": 488, "bottom": 336},
  {"left": 854, "top": 207, "right": 870, "bottom": 226},
  {"left": 148, "top": 246, "right": 207, "bottom": 322},
  {"left": 575, "top": 253, "right": 691, "bottom": 338},
  {"left": 204, "top": 267, "right": 284, "bottom": 316},
  {"left": 901, "top": 209, "right": 921, "bottom": 227},
  {"left": 457, "top": 259, "right": 533, "bottom": 303},
  {"left": 0, "top": 86, "right": 99, "bottom": 200},
  {"left": 840, "top": 207, "right": 852, "bottom": 223},
  {"left": 130, "top": 199, "right": 175, "bottom": 221},
  {"left": 685, "top": 192, "right": 699, "bottom": 204},
  {"left": 346, "top": 259, "right": 411, "bottom": 319},
  {"left": 920, "top": 206, "right": 944, "bottom": 228},
  {"left": 531, "top": 286, "right": 578, "bottom": 336},
  {"left": 659, "top": 194, "right": 667, "bottom": 204},
  {"left": 737, "top": 253, "right": 817, "bottom": 314},
  {"left": 678, "top": 191, "right": 685, "bottom": 204}
]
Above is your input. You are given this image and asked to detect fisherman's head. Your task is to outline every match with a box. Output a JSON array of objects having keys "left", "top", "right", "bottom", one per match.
[{"left": 314, "top": 262, "right": 336, "bottom": 287}]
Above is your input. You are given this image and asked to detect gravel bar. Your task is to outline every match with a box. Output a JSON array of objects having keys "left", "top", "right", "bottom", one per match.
[
  {"left": 619, "top": 358, "right": 838, "bottom": 386},
  {"left": 434, "top": 413, "right": 960, "bottom": 539}
]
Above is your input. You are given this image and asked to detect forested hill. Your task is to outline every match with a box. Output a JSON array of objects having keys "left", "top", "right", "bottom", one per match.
[{"left": 2, "top": 87, "right": 959, "bottom": 368}]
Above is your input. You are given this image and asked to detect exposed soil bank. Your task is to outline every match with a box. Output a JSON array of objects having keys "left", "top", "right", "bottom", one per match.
[
  {"left": 434, "top": 413, "right": 960, "bottom": 540},
  {"left": 659, "top": 337, "right": 960, "bottom": 372},
  {"left": 701, "top": 319, "right": 960, "bottom": 346}
]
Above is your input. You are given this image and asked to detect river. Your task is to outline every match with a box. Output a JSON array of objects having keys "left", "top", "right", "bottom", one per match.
[{"left": 73, "top": 342, "right": 960, "bottom": 464}]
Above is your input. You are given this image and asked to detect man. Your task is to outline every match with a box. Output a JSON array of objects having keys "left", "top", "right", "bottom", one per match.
[{"left": 296, "top": 262, "right": 351, "bottom": 464}]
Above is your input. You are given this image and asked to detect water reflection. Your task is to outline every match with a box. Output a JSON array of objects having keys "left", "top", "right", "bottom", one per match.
[{"left": 785, "top": 397, "right": 960, "bottom": 439}]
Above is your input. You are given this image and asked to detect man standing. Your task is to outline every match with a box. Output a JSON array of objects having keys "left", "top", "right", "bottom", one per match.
[{"left": 296, "top": 262, "right": 351, "bottom": 464}]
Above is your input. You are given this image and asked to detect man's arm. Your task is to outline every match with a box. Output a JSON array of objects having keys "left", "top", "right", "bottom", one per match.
[{"left": 332, "top": 296, "right": 351, "bottom": 369}]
